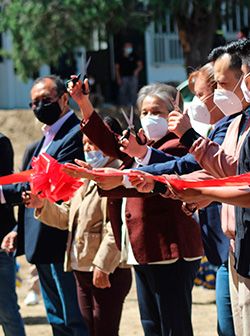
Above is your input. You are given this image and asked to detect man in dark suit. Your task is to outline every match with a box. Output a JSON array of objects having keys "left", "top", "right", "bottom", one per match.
[
  {"left": 0, "top": 133, "right": 26, "bottom": 335},
  {"left": 1, "top": 76, "right": 88, "bottom": 336}
]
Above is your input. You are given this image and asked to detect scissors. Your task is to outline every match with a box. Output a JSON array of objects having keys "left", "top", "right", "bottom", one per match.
[
  {"left": 120, "top": 107, "right": 147, "bottom": 145},
  {"left": 66, "top": 56, "right": 91, "bottom": 94}
]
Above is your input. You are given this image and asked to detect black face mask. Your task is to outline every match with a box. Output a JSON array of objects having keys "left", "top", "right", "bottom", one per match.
[{"left": 33, "top": 100, "right": 62, "bottom": 125}]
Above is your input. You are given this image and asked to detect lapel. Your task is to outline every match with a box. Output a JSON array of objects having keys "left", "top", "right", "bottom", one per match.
[
  {"left": 46, "top": 113, "right": 80, "bottom": 157},
  {"left": 152, "top": 132, "right": 178, "bottom": 149},
  {"left": 26, "top": 138, "right": 44, "bottom": 169}
]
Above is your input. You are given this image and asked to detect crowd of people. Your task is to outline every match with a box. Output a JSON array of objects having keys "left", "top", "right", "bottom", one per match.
[{"left": 0, "top": 37, "right": 250, "bottom": 336}]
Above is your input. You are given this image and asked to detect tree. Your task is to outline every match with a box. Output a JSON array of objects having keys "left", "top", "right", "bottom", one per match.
[
  {"left": 0, "top": 0, "right": 150, "bottom": 79},
  {"left": 0, "top": 0, "right": 240, "bottom": 79}
]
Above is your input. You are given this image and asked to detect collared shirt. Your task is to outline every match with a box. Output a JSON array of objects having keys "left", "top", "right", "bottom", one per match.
[
  {"left": 0, "top": 110, "right": 74, "bottom": 204},
  {"left": 40, "top": 110, "right": 74, "bottom": 153}
]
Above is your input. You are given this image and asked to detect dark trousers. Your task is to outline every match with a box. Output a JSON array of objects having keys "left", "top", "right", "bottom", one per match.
[
  {"left": 134, "top": 259, "right": 200, "bottom": 336},
  {"left": 74, "top": 268, "right": 132, "bottom": 336},
  {"left": 36, "top": 263, "right": 88, "bottom": 336}
]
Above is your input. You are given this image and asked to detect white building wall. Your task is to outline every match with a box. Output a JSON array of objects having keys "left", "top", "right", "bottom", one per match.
[
  {"left": 145, "top": 23, "right": 186, "bottom": 85},
  {"left": 0, "top": 32, "right": 86, "bottom": 109},
  {"left": 0, "top": 33, "right": 35, "bottom": 109}
]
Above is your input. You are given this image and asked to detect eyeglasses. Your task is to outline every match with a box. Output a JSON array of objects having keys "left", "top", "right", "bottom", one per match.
[{"left": 29, "top": 95, "right": 62, "bottom": 108}]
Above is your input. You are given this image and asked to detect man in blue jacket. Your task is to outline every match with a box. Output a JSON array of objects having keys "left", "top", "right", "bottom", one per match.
[{"left": 1, "top": 76, "right": 88, "bottom": 336}]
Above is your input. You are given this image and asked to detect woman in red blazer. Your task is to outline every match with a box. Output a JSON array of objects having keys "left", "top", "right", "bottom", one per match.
[{"left": 67, "top": 80, "right": 203, "bottom": 336}]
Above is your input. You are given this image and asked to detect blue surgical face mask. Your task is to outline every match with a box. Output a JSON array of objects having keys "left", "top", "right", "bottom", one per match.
[{"left": 84, "top": 150, "right": 109, "bottom": 168}]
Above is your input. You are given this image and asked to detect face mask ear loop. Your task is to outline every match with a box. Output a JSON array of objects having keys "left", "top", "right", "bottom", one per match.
[
  {"left": 202, "top": 93, "right": 216, "bottom": 114},
  {"left": 233, "top": 75, "right": 243, "bottom": 93}
]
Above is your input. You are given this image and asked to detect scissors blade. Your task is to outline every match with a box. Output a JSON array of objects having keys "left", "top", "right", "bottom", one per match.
[
  {"left": 129, "top": 106, "right": 134, "bottom": 126},
  {"left": 175, "top": 90, "right": 180, "bottom": 108},
  {"left": 83, "top": 56, "right": 91, "bottom": 76},
  {"left": 121, "top": 108, "right": 134, "bottom": 129}
]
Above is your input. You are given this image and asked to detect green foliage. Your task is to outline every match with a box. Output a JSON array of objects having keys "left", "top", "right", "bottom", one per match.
[
  {"left": 0, "top": 0, "right": 239, "bottom": 79},
  {"left": 0, "top": 0, "right": 150, "bottom": 79}
]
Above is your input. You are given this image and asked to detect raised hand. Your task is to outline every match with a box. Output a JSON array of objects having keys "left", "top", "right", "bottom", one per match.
[{"left": 168, "top": 110, "right": 192, "bottom": 138}]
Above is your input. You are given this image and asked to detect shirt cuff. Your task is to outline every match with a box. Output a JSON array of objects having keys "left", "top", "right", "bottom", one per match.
[
  {"left": 135, "top": 147, "right": 152, "bottom": 166},
  {"left": 180, "top": 128, "right": 202, "bottom": 149},
  {"left": 94, "top": 265, "right": 110, "bottom": 275},
  {"left": 0, "top": 186, "right": 6, "bottom": 204}
]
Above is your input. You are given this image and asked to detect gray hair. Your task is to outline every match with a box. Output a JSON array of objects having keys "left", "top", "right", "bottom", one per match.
[{"left": 136, "top": 83, "right": 182, "bottom": 113}]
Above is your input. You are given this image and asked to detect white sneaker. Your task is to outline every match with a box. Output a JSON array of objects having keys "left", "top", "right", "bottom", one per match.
[{"left": 24, "top": 290, "right": 39, "bottom": 306}]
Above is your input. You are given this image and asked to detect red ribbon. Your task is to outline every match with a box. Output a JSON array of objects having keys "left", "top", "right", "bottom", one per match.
[
  {"left": 0, "top": 154, "right": 83, "bottom": 202},
  {"left": 81, "top": 169, "right": 250, "bottom": 190},
  {"left": 0, "top": 169, "right": 33, "bottom": 185},
  {"left": 2, "top": 157, "right": 250, "bottom": 195}
]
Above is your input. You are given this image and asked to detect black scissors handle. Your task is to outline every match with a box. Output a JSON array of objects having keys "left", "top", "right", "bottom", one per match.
[{"left": 66, "top": 74, "right": 90, "bottom": 95}]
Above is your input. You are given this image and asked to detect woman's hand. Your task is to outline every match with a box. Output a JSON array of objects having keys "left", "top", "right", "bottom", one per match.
[
  {"left": 62, "top": 159, "right": 95, "bottom": 180},
  {"left": 67, "top": 77, "right": 94, "bottom": 121},
  {"left": 22, "top": 191, "right": 44, "bottom": 209},
  {"left": 166, "top": 184, "right": 206, "bottom": 203},
  {"left": 93, "top": 267, "right": 111, "bottom": 289},
  {"left": 67, "top": 78, "right": 89, "bottom": 105},
  {"left": 129, "top": 171, "right": 155, "bottom": 193},
  {"left": 94, "top": 167, "right": 123, "bottom": 190},
  {"left": 168, "top": 110, "right": 192, "bottom": 138}
]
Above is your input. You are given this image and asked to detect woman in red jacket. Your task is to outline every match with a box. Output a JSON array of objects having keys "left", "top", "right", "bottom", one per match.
[{"left": 66, "top": 79, "right": 203, "bottom": 336}]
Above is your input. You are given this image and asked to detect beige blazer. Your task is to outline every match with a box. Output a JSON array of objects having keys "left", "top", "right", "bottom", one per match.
[
  {"left": 181, "top": 114, "right": 250, "bottom": 243},
  {"left": 35, "top": 168, "right": 121, "bottom": 273}
]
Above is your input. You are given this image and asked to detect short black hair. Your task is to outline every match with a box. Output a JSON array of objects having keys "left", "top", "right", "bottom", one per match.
[
  {"left": 208, "top": 46, "right": 227, "bottom": 62},
  {"left": 32, "top": 75, "right": 67, "bottom": 97},
  {"left": 226, "top": 39, "right": 250, "bottom": 66},
  {"left": 103, "top": 116, "right": 123, "bottom": 136},
  {"left": 215, "top": 52, "right": 242, "bottom": 79}
]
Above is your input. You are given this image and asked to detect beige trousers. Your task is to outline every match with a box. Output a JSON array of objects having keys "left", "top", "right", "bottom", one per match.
[{"left": 229, "top": 252, "right": 250, "bottom": 336}]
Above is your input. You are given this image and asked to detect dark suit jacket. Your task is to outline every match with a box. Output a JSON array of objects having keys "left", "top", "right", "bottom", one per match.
[
  {"left": 0, "top": 133, "right": 16, "bottom": 244},
  {"left": 83, "top": 111, "right": 203, "bottom": 264},
  {"left": 15, "top": 141, "right": 40, "bottom": 256},
  {"left": 3, "top": 113, "right": 84, "bottom": 264},
  {"left": 136, "top": 114, "right": 239, "bottom": 266}
]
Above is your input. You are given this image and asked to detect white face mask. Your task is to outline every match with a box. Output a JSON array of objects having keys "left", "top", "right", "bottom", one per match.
[
  {"left": 213, "top": 76, "right": 243, "bottom": 115},
  {"left": 140, "top": 114, "right": 168, "bottom": 142},
  {"left": 84, "top": 150, "right": 109, "bottom": 168},
  {"left": 188, "top": 95, "right": 211, "bottom": 125},
  {"left": 240, "top": 73, "right": 250, "bottom": 103}
]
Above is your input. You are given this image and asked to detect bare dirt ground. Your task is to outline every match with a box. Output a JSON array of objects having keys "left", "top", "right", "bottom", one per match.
[{"left": 0, "top": 109, "right": 217, "bottom": 336}]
